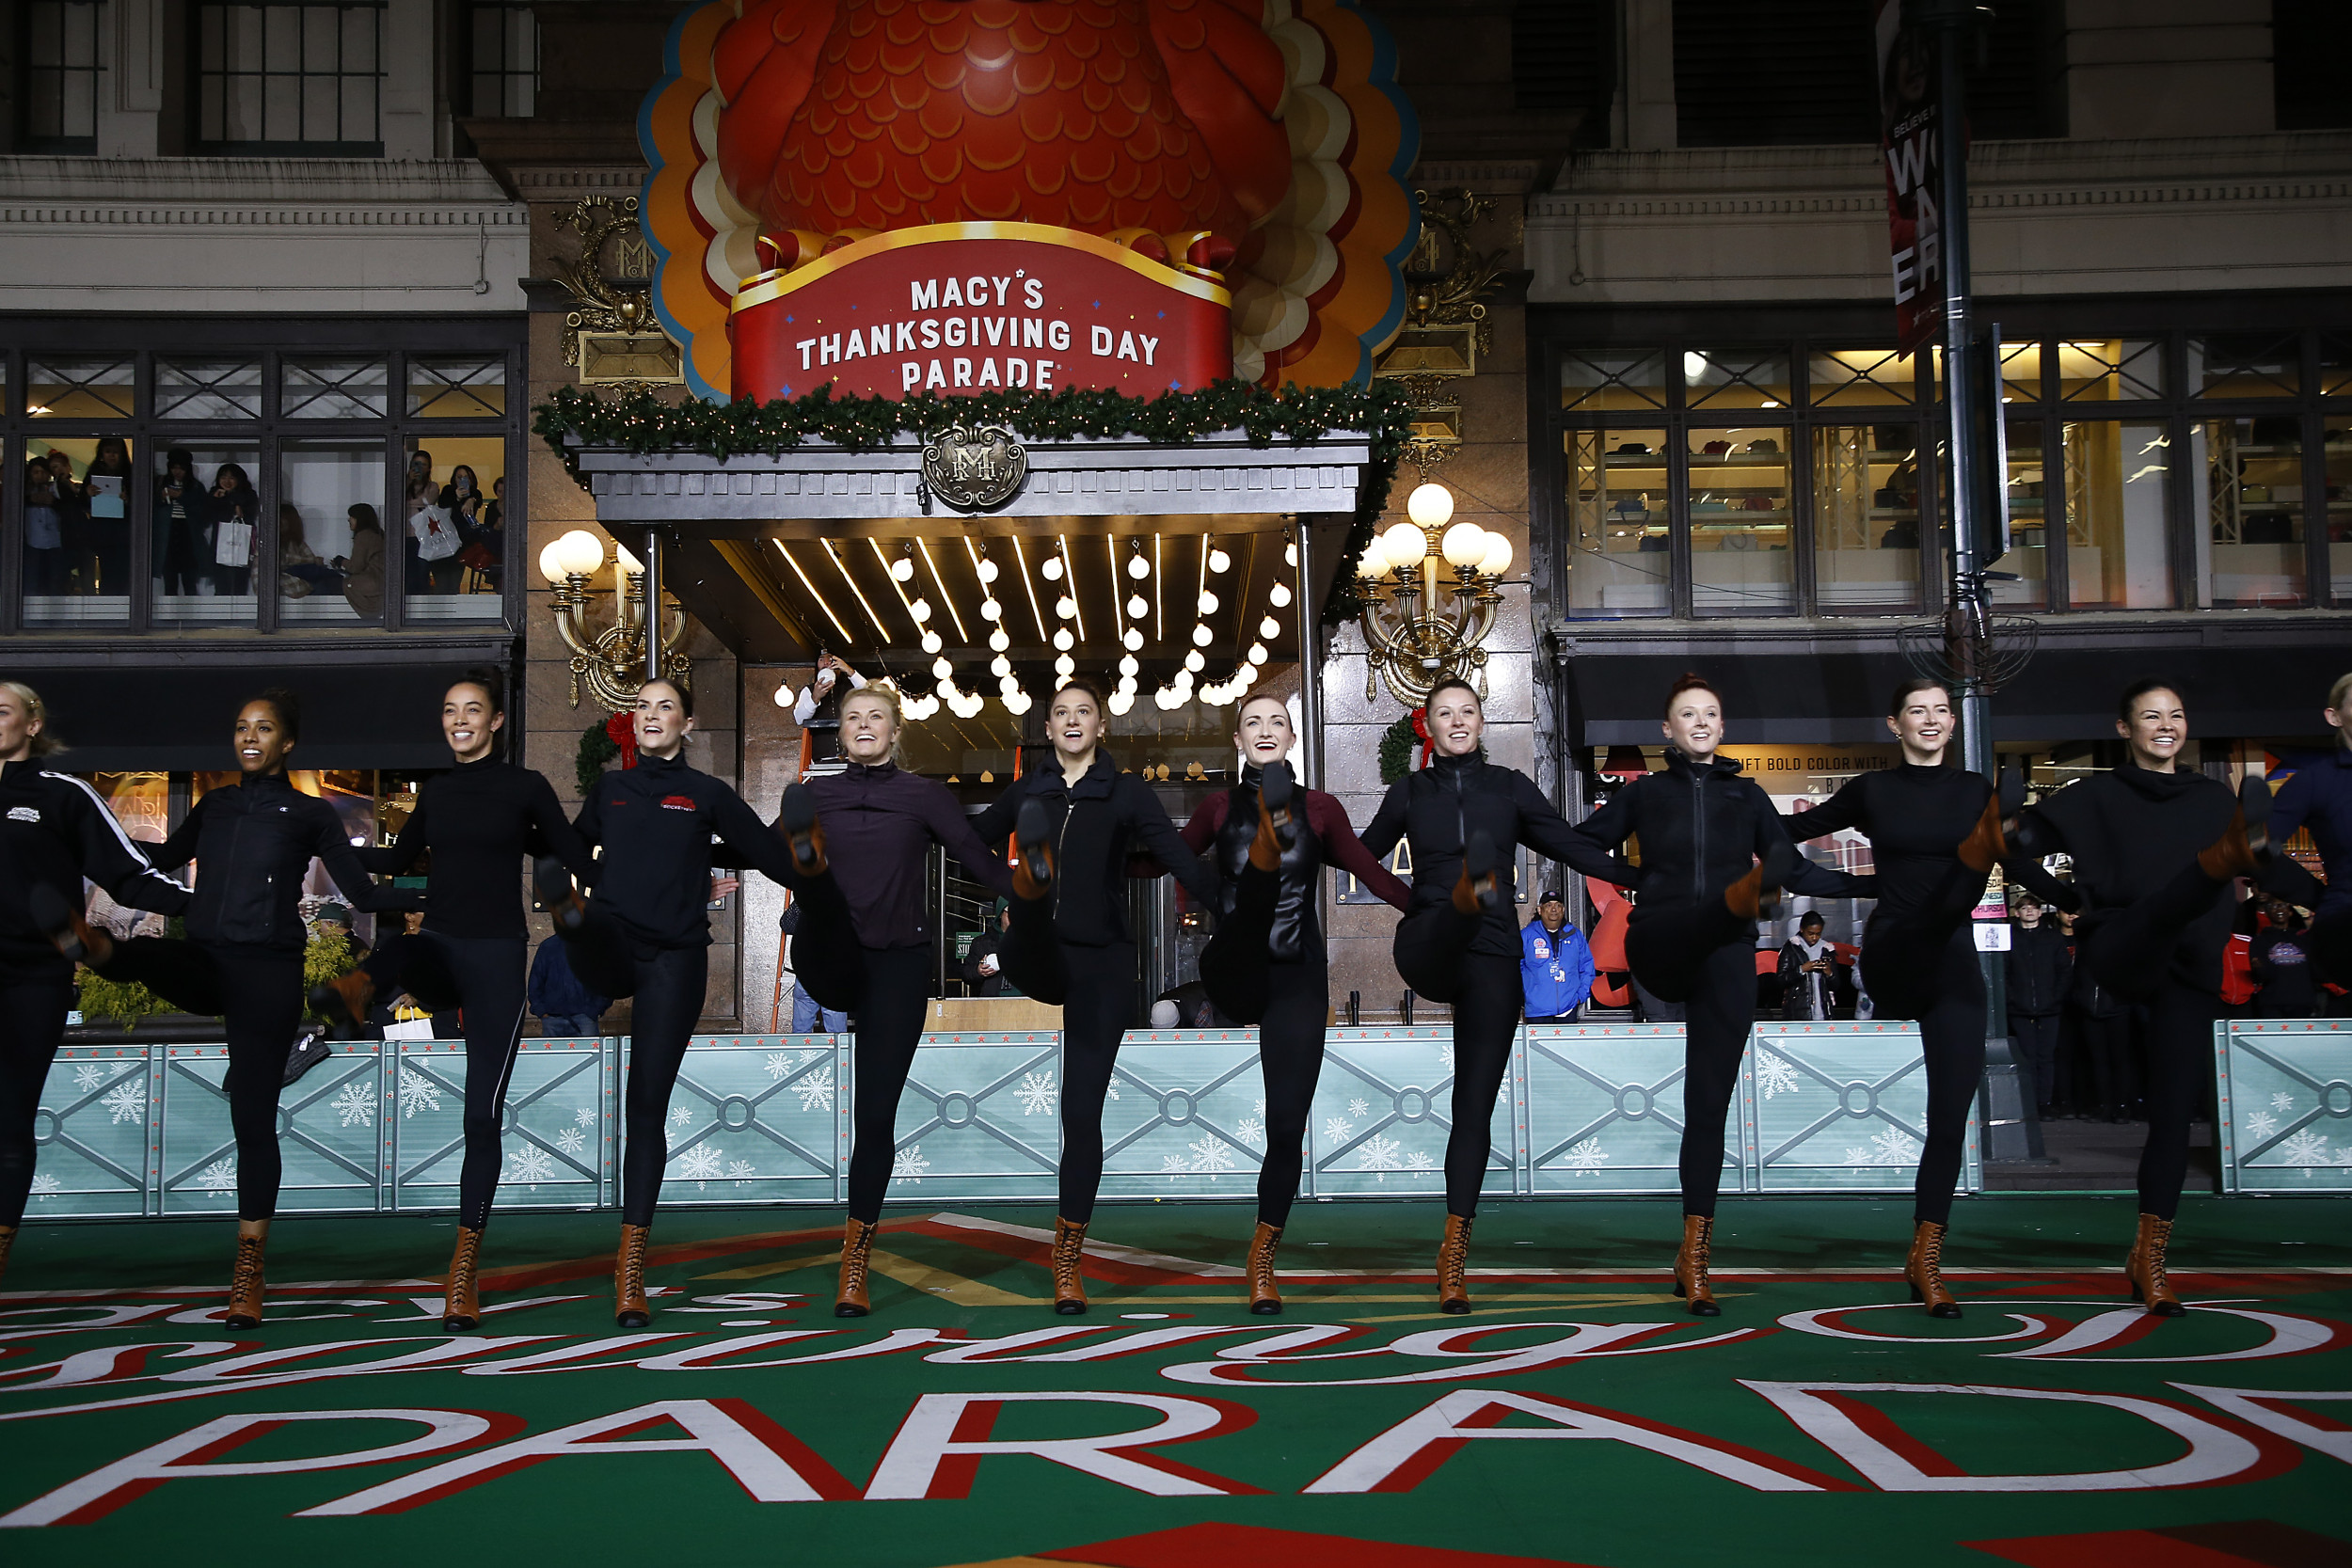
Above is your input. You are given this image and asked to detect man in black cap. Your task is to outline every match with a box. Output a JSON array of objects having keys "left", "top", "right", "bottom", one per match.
[{"left": 1520, "top": 889, "right": 1594, "bottom": 1023}]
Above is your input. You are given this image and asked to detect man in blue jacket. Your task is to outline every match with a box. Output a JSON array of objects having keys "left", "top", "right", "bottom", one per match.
[{"left": 1521, "top": 890, "right": 1595, "bottom": 1023}]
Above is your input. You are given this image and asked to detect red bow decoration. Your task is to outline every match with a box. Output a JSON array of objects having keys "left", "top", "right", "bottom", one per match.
[
  {"left": 1409, "top": 705, "right": 1434, "bottom": 769},
  {"left": 605, "top": 708, "right": 639, "bottom": 770}
]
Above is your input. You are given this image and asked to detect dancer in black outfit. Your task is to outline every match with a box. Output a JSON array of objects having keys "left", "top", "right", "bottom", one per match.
[
  {"left": 62, "top": 689, "right": 419, "bottom": 1326},
  {"left": 308, "top": 670, "right": 594, "bottom": 1331},
  {"left": 970, "top": 677, "right": 1217, "bottom": 1313},
  {"left": 1169, "top": 695, "right": 1409, "bottom": 1313},
  {"left": 2010, "top": 679, "right": 2283, "bottom": 1317},
  {"left": 3, "top": 683, "right": 192, "bottom": 1285},
  {"left": 1564, "top": 673, "right": 1870, "bottom": 1316},
  {"left": 766, "top": 685, "right": 1017, "bottom": 1317},
  {"left": 1359, "top": 678, "right": 1590, "bottom": 1314},
  {"left": 1782, "top": 677, "right": 2060, "bottom": 1318},
  {"left": 535, "top": 678, "right": 804, "bottom": 1328}
]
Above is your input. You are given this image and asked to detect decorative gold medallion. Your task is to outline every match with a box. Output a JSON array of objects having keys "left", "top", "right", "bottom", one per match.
[{"left": 920, "top": 424, "right": 1028, "bottom": 511}]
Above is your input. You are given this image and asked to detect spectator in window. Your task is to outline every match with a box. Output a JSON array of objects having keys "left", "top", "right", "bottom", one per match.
[
  {"left": 277, "top": 504, "right": 338, "bottom": 598},
  {"left": 404, "top": 474, "right": 458, "bottom": 594},
  {"left": 41, "top": 452, "right": 89, "bottom": 595},
  {"left": 84, "top": 436, "right": 135, "bottom": 594},
  {"left": 209, "top": 463, "right": 262, "bottom": 597},
  {"left": 155, "top": 449, "right": 210, "bottom": 596},
  {"left": 1520, "top": 890, "right": 1594, "bottom": 1023},
  {"left": 2252, "top": 896, "right": 2318, "bottom": 1019},
  {"left": 23, "top": 457, "right": 66, "bottom": 596},
  {"left": 337, "top": 503, "right": 386, "bottom": 620},
  {"left": 450, "top": 467, "right": 501, "bottom": 592}
]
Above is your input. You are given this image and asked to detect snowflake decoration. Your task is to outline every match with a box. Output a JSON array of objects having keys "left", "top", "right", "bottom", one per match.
[
  {"left": 795, "top": 1066, "right": 836, "bottom": 1114},
  {"left": 102, "top": 1079, "right": 147, "bottom": 1125},
  {"left": 29, "top": 1173, "right": 60, "bottom": 1196},
  {"left": 507, "top": 1145, "right": 557, "bottom": 1188},
  {"left": 1564, "top": 1136, "right": 1609, "bottom": 1174},
  {"left": 892, "top": 1144, "right": 930, "bottom": 1183},
  {"left": 330, "top": 1080, "right": 377, "bottom": 1129},
  {"left": 1842, "top": 1147, "right": 1872, "bottom": 1166},
  {"left": 574, "top": 1104, "right": 597, "bottom": 1129},
  {"left": 1252, "top": 1096, "right": 1266, "bottom": 1118},
  {"left": 675, "top": 1145, "right": 723, "bottom": 1187},
  {"left": 1359, "top": 1134, "right": 1402, "bottom": 1171},
  {"left": 1405, "top": 1150, "right": 1434, "bottom": 1171},
  {"left": 1104, "top": 1080, "right": 1120, "bottom": 1101},
  {"left": 72, "top": 1064, "right": 107, "bottom": 1092},
  {"left": 199, "top": 1156, "right": 237, "bottom": 1195},
  {"left": 1347, "top": 1097, "right": 1371, "bottom": 1118},
  {"left": 764, "top": 1052, "right": 792, "bottom": 1081},
  {"left": 2271, "top": 1090, "right": 2296, "bottom": 1113},
  {"left": 1439, "top": 1041, "right": 1455, "bottom": 1074},
  {"left": 1235, "top": 1116, "right": 1264, "bottom": 1148},
  {"left": 2245, "top": 1110, "right": 2280, "bottom": 1140},
  {"left": 399, "top": 1069, "right": 442, "bottom": 1120},
  {"left": 1323, "top": 1116, "right": 1354, "bottom": 1145},
  {"left": 555, "top": 1125, "right": 586, "bottom": 1156},
  {"left": 1188, "top": 1134, "right": 1236, "bottom": 1174},
  {"left": 2280, "top": 1129, "right": 2332, "bottom": 1175},
  {"left": 800, "top": 1048, "right": 825, "bottom": 1066},
  {"left": 671, "top": 1105, "right": 694, "bottom": 1130},
  {"left": 1162, "top": 1153, "right": 1193, "bottom": 1174},
  {"left": 1755, "top": 1051, "right": 1803, "bottom": 1101},
  {"left": 1013, "top": 1069, "right": 1057, "bottom": 1116},
  {"left": 1870, "top": 1128, "right": 1924, "bottom": 1165},
  {"left": 728, "top": 1160, "right": 756, "bottom": 1186}
]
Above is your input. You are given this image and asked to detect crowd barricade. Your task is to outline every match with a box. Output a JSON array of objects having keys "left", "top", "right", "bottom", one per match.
[
  {"left": 28, "top": 1021, "right": 1982, "bottom": 1217},
  {"left": 2212, "top": 1020, "right": 2352, "bottom": 1195}
]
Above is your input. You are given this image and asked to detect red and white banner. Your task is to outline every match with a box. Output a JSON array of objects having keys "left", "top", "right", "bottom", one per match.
[
  {"left": 1875, "top": 0, "right": 1943, "bottom": 356},
  {"left": 728, "top": 222, "right": 1232, "bottom": 404}
]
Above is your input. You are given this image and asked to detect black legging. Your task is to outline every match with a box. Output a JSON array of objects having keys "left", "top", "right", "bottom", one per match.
[
  {"left": 0, "top": 970, "right": 76, "bottom": 1227},
  {"left": 2073, "top": 1006, "right": 2135, "bottom": 1113},
  {"left": 2013, "top": 1013, "right": 2062, "bottom": 1112},
  {"left": 1196, "top": 860, "right": 1334, "bottom": 1227},
  {"left": 1059, "top": 940, "right": 1136, "bottom": 1225},
  {"left": 558, "top": 913, "right": 709, "bottom": 1228},
  {"left": 1391, "top": 902, "right": 1520, "bottom": 1218},
  {"left": 97, "top": 938, "right": 303, "bottom": 1220},
  {"left": 843, "top": 944, "right": 934, "bottom": 1224},
  {"left": 1626, "top": 900, "right": 1754, "bottom": 1218},
  {"left": 361, "top": 932, "right": 528, "bottom": 1230}
]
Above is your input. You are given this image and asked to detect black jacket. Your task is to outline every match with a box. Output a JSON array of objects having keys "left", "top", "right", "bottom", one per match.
[
  {"left": 358, "top": 756, "right": 592, "bottom": 940},
  {"left": 1360, "top": 752, "right": 1589, "bottom": 959},
  {"left": 1566, "top": 751, "right": 1870, "bottom": 910},
  {"left": 973, "top": 754, "right": 1215, "bottom": 947},
  {"left": 0, "top": 760, "right": 191, "bottom": 974},
  {"left": 151, "top": 772, "right": 417, "bottom": 953},
  {"left": 572, "top": 751, "right": 800, "bottom": 949},
  {"left": 963, "top": 925, "right": 1009, "bottom": 996},
  {"left": 2005, "top": 923, "right": 2073, "bottom": 1018},
  {"left": 2023, "top": 763, "right": 2237, "bottom": 995}
]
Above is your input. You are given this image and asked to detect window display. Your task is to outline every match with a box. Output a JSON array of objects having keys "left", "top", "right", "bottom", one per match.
[
  {"left": 2200, "top": 415, "right": 2307, "bottom": 609},
  {"left": 1809, "top": 424, "right": 1922, "bottom": 613},
  {"left": 1565, "top": 428, "right": 1671, "bottom": 617},
  {"left": 2062, "top": 420, "right": 2175, "bottom": 609},
  {"left": 1688, "top": 430, "right": 1793, "bottom": 616}
]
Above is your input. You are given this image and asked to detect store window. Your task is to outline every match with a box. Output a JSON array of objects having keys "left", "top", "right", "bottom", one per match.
[
  {"left": 401, "top": 439, "right": 503, "bottom": 620},
  {"left": 278, "top": 439, "right": 384, "bottom": 626},
  {"left": 469, "top": 1, "right": 540, "bottom": 117},
  {"left": 1684, "top": 349, "right": 1791, "bottom": 410},
  {"left": 284, "top": 357, "right": 389, "bottom": 420},
  {"left": 23, "top": 436, "right": 133, "bottom": 626},
  {"left": 2200, "top": 416, "right": 2307, "bottom": 609},
  {"left": 1809, "top": 424, "right": 1922, "bottom": 614},
  {"left": 2061, "top": 420, "right": 2174, "bottom": 610},
  {"left": 1991, "top": 420, "right": 2048, "bottom": 610},
  {"left": 2192, "top": 336, "right": 2299, "bottom": 400},
  {"left": 2058, "top": 339, "right": 2166, "bottom": 403},
  {"left": 1689, "top": 430, "right": 1793, "bottom": 616},
  {"left": 2324, "top": 415, "right": 2352, "bottom": 603},
  {"left": 156, "top": 358, "right": 264, "bottom": 420},
  {"left": 153, "top": 443, "right": 262, "bottom": 628},
  {"left": 21, "top": 1, "right": 103, "bottom": 153},
  {"left": 407, "top": 356, "right": 506, "bottom": 419},
  {"left": 1807, "top": 348, "right": 1915, "bottom": 407},
  {"left": 195, "top": 2, "right": 385, "bottom": 154},
  {"left": 27, "top": 357, "right": 134, "bottom": 420},
  {"left": 1560, "top": 351, "right": 1666, "bottom": 412},
  {"left": 1564, "top": 428, "right": 1671, "bottom": 617},
  {"left": 2320, "top": 334, "right": 2352, "bottom": 401}
]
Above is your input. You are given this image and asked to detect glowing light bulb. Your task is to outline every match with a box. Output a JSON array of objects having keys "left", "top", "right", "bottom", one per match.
[
  {"left": 1406, "top": 483, "right": 1455, "bottom": 531},
  {"left": 979, "top": 598, "right": 1003, "bottom": 622},
  {"left": 1284, "top": 541, "right": 1297, "bottom": 566},
  {"left": 538, "top": 540, "right": 570, "bottom": 584},
  {"left": 890, "top": 556, "right": 915, "bottom": 582},
  {"left": 1055, "top": 655, "right": 1077, "bottom": 679},
  {"left": 1269, "top": 582, "right": 1292, "bottom": 608},
  {"left": 1054, "top": 627, "right": 1074, "bottom": 651},
  {"left": 1354, "top": 541, "right": 1391, "bottom": 579},
  {"left": 1041, "top": 557, "right": 1064, "bottom": 582},
  {"left": 909, "top": 599, "right": 932, "bottom": 624},
  {"left": 1108, "top": 690, "right": 1135, "bottom": 716},
  {"left": 920, "top": 630, "right": 944, "bottom": 655},
  {"left": 991, "top": 656, "right": 1012, "bottom": 677},
  {"left": 977, "top": 559, "right": 1000, "bottom": 584},
  {"left": 999, "top": 673, "right": 1021, "bottom": 693},
  {"left": 931, "top": 657, "right": 953, "bottom": 679},
  {"left": 1381, "top": 521, "right": 1428, "bottom": 568},
  {"left": 1184, "top": 650, "right": 1205, "bottom": 673},
  {"left": 1478, "top": 534, "right": 1514, "bottom": 576},
  {"left": 1002, "top": 691, "right": 1031, "bottom": 715},
  {"left": 1197, "top": 591, "right": 1219, "bottom": 614},
  {"left": 1126, "top": 594, "right": 1148, "bottom": 619},
  {"left": 1118, "top": 655, "right": 1139, "bottom": 675},
  {"left": 613, "top": 542, "right": 644, "bottom": 575},
  {"left": 1260, "top": 615, "right": 1281, "bottom": 639},
  {"left": 1122, "top": 627, "right": 1144, "bottom": 651},
  {"left": 1208, "top": 547, "right": 1232, "bottom": 574},
  {"left": 1248, "top": 641, "right": 1269, "bottom": 665},
  {"left": 1126, "top": 552, "right": 1150, "bottom": 579},
  {"left": 773, "top": 678, "right": 795, "bottom": 709},
  {"left": 1055, "top": 595, "right": 1077, "bottom": 620},
  {"left": 1191, "top": 625, "right": 1213, "bottom": 647},
  {"left": 988, "top": 627, "right": 1010, "bottom": 652}
]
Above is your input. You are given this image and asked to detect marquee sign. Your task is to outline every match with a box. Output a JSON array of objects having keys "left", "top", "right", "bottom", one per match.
[{"left": 729, "top": 223, "right": 1232, "bottom": 404}]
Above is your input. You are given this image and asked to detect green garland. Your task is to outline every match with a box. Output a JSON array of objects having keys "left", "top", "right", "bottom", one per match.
[
  {"left": 1378, "top": 711, "right": 1421, "bottom": 785},
  {"left": 532, "top": 379, "right": 1411, "bottom": 626},
  {"left": 577, "top": 718, "right": 621, "bottom": 797}
]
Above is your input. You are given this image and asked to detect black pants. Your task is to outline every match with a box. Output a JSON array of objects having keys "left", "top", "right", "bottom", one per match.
[
  {"left": 2011, "top": 1013, "right": 2063, "bottom": 1114},
  {"left": 2072, "top": 1006, "right": 2134, "bottom": 1114},
  {"left": 1626, "top": 901, "right": 1755, "bottom": 1218},
  {"left": 1198, "top": 860, "right": 1332, "bottom": 1227},
  {"left": 363, "top": 931, "right": 528, "bottom": 1230},
  {"left": 1391, "top": 897, "right": 1522, "bottom": 1218},
  {"left": 2131, "top": 979, "right": 2217, "bottom": 1220},
  {"left": 0, "top": 968, "right": 76, "bottom": 1227},
  {"left": 558, "top": 912, "right": 709, "bottom": 1228},
  {"left": 842, "top": 944, "right": 935, "bottom": 1224},
  {"left": 1906, "top": 926, "right": 1989, "bottom": 1227},
  {"left": 99, "top": 938, "right": 303, "bottom": 1220},
  {"left": 1059, "top": 940, "right": 1137, "bottom": 1224}
]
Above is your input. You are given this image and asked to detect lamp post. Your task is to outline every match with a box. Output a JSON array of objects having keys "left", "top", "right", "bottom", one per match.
[
  {"left": 537, "top": 527, "right": 691, "bottom": 710},
  {"left": 1353, "top": 481, "right": 1513, "bottom": 708}
]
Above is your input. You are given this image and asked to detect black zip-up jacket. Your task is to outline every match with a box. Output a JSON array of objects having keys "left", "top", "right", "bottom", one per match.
[
  {"left": 0, "top": 760, "right": 191, "bottom": 974},
  {"left": 1564, "top": 750, "right": 1872, "bottom": 911},
  {"left": 151, "top": 771, "right": 420, "bottom": 954},
  {"left": 573, "top": 751, "right": 801, "bottom": 950},
  {"left": 1359, "top": 752, "right": 1591, "bottom": 959},
  {"left": 972, "top": 753, "right": 1216, "bottom": 947},
  {"left": 2005, "top": 922, "right": 2073, "bottom": 1018},
  {"left": 359, "top": 756, "right": 594, "bottom": 940},
  {"left": 1782, "top": 763, "right": 2069, "bottom": 918},
  {"left": 2021, "top": 762, "right": 2237, "bottom": 995}
]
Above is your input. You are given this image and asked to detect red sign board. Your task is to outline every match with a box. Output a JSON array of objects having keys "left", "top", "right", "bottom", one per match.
[
  {"left": 728, "top": 222, "right": 1232, "bottom": 404},
  {"left": 1874, "top": 0, "right": 1943, "bottom": 356}
]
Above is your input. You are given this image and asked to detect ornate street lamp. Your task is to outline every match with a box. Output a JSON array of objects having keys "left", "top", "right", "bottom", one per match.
[
  {"left": 537, "top": 528, "right": 691, "bottom": 710},
  {"left": 1353, "top": 481, "right": 1513, "bottom": 707}
]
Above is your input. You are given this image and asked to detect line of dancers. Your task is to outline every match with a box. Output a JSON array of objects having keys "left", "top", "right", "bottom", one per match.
[{"left": 0, "top": 665, "right": 2314, "bottom": 1329}]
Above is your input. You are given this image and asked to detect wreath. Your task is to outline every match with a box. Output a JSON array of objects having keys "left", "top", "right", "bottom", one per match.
[
  {"left": 1377, "top": 706, "right": 1485, "bottom": 784},
  {"left": 532, "top": 378, "right": 1412, "bottom": 627},
  {"left": 576, "top": 710, "right": 635, "bottom": 796}
]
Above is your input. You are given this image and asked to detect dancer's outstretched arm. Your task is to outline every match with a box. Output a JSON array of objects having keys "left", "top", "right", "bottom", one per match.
[
  {"left": 1315, "top": 796, "right": 1411, "bottom": 911},
  {"left": 1561, "top": 779, "right": 1646, "bottom": 887}
]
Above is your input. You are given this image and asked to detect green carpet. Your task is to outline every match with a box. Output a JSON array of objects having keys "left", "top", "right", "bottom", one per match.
[{"left": 4, "top": 1196, "right": 2347, "bottom": 1566}]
